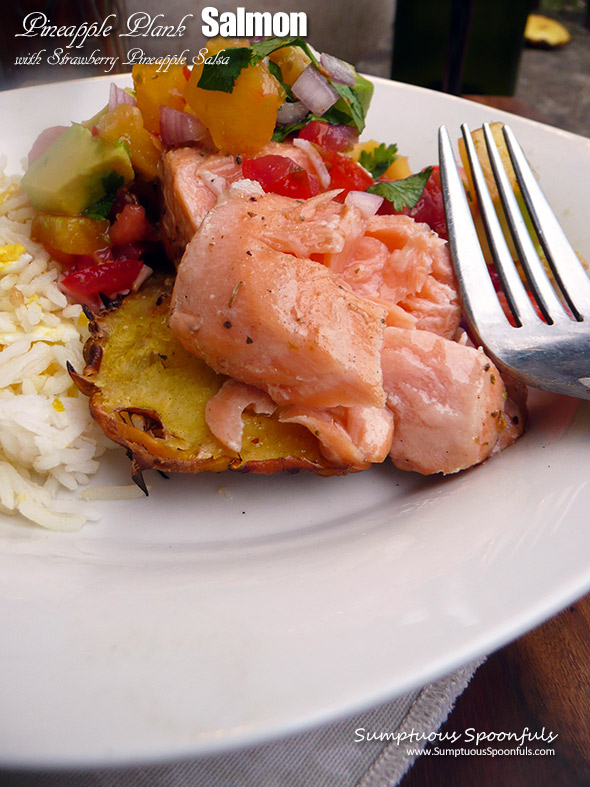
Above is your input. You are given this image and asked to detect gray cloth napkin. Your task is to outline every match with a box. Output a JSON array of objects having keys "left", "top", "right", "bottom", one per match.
[{"left": 2, "top": 659, "right": 482, "bottom": 787}]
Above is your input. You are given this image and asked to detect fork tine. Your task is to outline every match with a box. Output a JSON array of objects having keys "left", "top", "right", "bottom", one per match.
[
  {"left": 438, "top": 126, "right": 508, "bottom": 334},
  {"left": 502, "top": 124, "right": 590, "bottom": 321},
  {"left": 460, "top": 123, "right": 538, "bottom": 328},
  {"left": 482, "top": 122, "right": 567, "bottom": 324}
]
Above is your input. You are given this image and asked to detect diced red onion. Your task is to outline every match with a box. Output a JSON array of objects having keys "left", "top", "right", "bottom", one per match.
[
  {"left": 292, "top": 138, "right": 331, "bottom": 190},
  {"left": 109, "top": 83, "right": 136, "bottom": 110},
  {"left": 159, "top": 106, "right": 208, "bottom": 147},
  {"left": 307, "top": 43, "right": 321, "bottom": 62},
  {"left": 131, "top": 264, "right": 153, "bottom": 293},
  {"left": 276, "top": 100, "right": 309, "bottom": 126},
  {"left": 345, "top": 190, "right": 384, "bottom": 217},
  {"left": 320, "top": 53, "right": 356, "bottom": 87},
  {"left": 292, "top": 64, "right": 339, "bottom": 117}
]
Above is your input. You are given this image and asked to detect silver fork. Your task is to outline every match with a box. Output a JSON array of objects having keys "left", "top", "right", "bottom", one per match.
[{"left": 438, "top": 122, "right": 590, "bottom": 400}]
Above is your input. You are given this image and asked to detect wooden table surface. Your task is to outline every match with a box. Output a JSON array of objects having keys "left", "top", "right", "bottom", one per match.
[{"left": 402, "top": 94, "right": 590, "bottom": 787}]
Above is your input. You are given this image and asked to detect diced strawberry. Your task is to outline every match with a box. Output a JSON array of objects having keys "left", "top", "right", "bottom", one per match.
[
  {"left": 242, "top": 155, "right": 319, "bottom": 199},
  {"left": 297, "top": 121, "right": 358, "bottom": 152},
  {"left": 320, "top": 151, "right": 373, "bottom": 201},
  {"left": 110, "top": 203, "right": 156, "bottom": 246}
]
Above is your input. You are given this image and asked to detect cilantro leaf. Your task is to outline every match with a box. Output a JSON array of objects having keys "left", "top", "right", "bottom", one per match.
[
  {"left": 359, "top": 143, "right": 398, "bottom": 179},
  {"left": 330, "top": 83, "right": 366, "bottom": 133},
  {"left": 102, "top": 171, "right": 125, "bottom": 195},
  {"left": 249, "top": 36, "right": 303, "bottom": 63},
  {"left": 367, "top": 168, "right": 433, "bottom": 211},
  {"left": 267, "top": 60, "right": 295, "bottom": 101},
  {"left": 197, "top": 47, "right": 252, "bottom": 93},
  {"left": 321, "top": 73, "right": 373, "bottom": 133},
  {"left": 83, "top": 172, "right": 124, "bottom": 220}
]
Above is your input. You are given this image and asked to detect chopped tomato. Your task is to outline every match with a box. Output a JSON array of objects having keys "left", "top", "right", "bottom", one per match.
[
  {"left": 110, "top": 203, "right": 155, "bottom": 246},
  {"left": 111, "top": 242, "right": 144, "bottom": 261},
  {"left": 75, "top": 247, "right": 114, "bottom": 269},
  {"left": 322, "top": 151, "right": 373, "bottom": 200},
  {"left": 297, "top": 121, "right": 358, "bottom": 152},
  {"left": 242, "top": 155, "right": 319, "bottom": 199},
  {"left": 60, "top": 259, "right": 144, "bottom": 300},
  {"left": 407, "top": 167, "right": 446, "bottom": 238},
  {"left": 378, "top": 167, "right": 447, "bottom": 239}
]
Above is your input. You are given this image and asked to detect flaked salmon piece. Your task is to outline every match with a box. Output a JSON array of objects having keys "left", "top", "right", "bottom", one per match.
[
  {"left": 400, "top": 277, "right": 463, "bottom": 338},
  {"left": 159, "top": 142, "right": 324, "bottom": 265},
  {"left": 205, "top": 379, "right": 276, "bottom": 453},
  {"left": 159, "top": 147, "right": 243, "bottom": 264},
  {"left": 326, "top": 214, "right": 461, "bottom": 340},
  {"left": 220, "top": 186, "right": 346, "bottom": 258},
  {"left": 381, "top": 326, "right": 524, "bottom": 475},
  {"left": 169, "top": 184, "right": 387, "bottom": 409},
  {"left": 204, "top": 378, "right": 392, "bottom": 469},
  {"left": 279, "top": 405, "right": 394, "bottom": 469}
]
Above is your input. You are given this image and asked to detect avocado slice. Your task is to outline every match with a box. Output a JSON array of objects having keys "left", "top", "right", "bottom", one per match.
[
  {"left": 354, "top": 73, "right": 374, "bottom": 119},
  {"left": 21, "top": 124, "right": 134, "bottom": 216}
]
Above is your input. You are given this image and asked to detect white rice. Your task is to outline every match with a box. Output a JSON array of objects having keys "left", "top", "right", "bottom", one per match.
[{"left": 0, "top": 155, "right": 108, "bottom": 531}]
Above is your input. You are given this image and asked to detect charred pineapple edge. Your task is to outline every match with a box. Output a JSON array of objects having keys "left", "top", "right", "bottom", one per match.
[{"left": 67, "top": 306, "right": 353, "bottom": 479}]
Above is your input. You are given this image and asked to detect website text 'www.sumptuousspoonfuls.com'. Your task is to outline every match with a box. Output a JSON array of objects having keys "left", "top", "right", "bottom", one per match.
[{"left": 408, "top": 745, "right": 556, "bottom": 758}]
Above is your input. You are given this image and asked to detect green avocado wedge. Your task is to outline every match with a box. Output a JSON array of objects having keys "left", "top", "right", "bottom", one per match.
[{"left": 21, "top": 124, "right": 134, "bottom": 216}]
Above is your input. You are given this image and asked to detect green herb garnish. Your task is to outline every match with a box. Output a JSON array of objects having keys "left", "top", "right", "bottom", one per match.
[
  {"left": 359, "top": 143, "right": 398, "bottom": 179},
  {"left": 83, "top": 172, "right": 124, "bottom": 220},
  {"left": 330, "top": 83, "right": 365, "bottom": 133},
  {"left": 367, "top": 167, "right": 432, "bottom": 211},
  {"left": 267, "top": 60, "right": 295, "bottom": 101},
  {"left": 196, "top": 47, "right": 252, "bottom": 93}
]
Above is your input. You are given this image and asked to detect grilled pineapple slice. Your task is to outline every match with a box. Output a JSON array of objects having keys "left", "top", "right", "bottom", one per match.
[{"left": 69, "top": 274, "right": 348, "bottom": 483}]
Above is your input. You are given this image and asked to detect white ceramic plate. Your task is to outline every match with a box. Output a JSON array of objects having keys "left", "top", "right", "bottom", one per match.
[{"left": 1, "top": 74, "right": 590, "bottom": 769}]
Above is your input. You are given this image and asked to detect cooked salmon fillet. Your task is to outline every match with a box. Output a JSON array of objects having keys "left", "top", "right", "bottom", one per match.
[
  {"left": 162, "top": 146, "right": 525, "bottom": 476},
  {"left": 205, "top": 379, "right": 276, "bottom": 453},
  {"left": 326, "top": 214, "right": 461, "bottom": 339},
  {"left": 381, "top": 326, "right": 525, "bottom": 474},
  {"left": 279, "top": 404, "right": 394, "bottom": 468},
  {"left": 159, "top": 147, "right": 243, "bottom": 264},
  {"left": 169, "top": 182, "right": 387, "bottom": 410}
]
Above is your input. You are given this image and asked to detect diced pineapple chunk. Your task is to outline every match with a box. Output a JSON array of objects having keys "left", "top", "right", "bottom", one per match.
[
  {"left": 268, "top": 45, "right": 311, "bottom": 85},
  {"left": 184, "top": 38, "right": 285, "bottom": 156}
]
